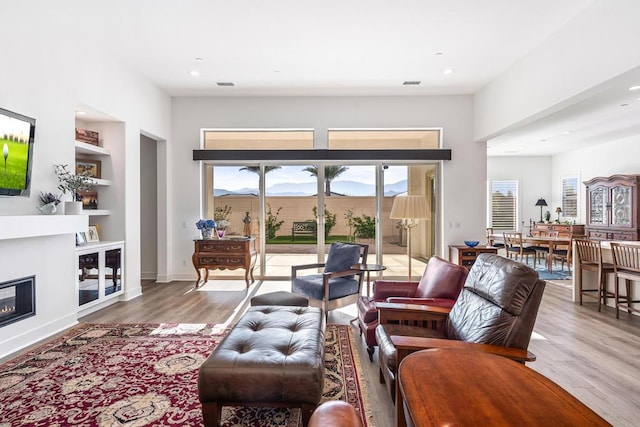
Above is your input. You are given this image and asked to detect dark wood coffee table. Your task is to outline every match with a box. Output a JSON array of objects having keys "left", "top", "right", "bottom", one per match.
[{"left": 398, "top": 348, "right": 610, "bottom": 427}]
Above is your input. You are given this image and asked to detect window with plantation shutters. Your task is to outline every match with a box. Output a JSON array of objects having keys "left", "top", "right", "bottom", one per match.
[
  {"left": 562, "top": 176, "right": 578, "bottom": 218},
  {"left": 490, "top": 180, "right": 518, "bottom": 230}
]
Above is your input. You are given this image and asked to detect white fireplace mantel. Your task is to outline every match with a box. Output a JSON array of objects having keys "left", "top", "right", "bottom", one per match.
[{"left": 0, "top": 215, "right": 88, "bottom": 240}]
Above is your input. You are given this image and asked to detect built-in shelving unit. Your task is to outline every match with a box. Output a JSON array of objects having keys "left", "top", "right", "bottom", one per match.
[
  {"left": 74, "top": 105, "right": 126, "bottom": 311},
  {"left": 76, "top": 240, "right": 124, "bottom": 316}
]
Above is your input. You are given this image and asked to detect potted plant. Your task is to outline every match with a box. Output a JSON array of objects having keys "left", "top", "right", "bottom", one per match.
[
  {"left": 54, "top": 164, "right": 95, "bottom": 215},
  {"left": 37, "top": 191, "right": 62, "bottom": 215}
]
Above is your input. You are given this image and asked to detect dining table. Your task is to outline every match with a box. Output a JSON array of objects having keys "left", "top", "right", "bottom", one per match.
[{"left": 492, "top": 233, "right": 572, "bottom": 273}]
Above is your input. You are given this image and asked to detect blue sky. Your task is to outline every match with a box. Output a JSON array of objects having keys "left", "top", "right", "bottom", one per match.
[{"left": 214, "top": 165, "right": 407, "bottom": 190}]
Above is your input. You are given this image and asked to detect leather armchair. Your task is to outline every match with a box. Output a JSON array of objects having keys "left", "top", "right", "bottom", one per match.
[
  {"left": 375, "top": 253, "right": 546, "bottom": 402},
  {"left": 356, "top": 256, "right": 468, "bottom": 361}
]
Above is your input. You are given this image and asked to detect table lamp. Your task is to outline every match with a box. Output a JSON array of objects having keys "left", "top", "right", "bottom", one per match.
[
  {"left": 535, "top": 198, "right": 548, "bottom": 222},
  {"left": 556, "top": 207, "right": 562, "bottom": 222},
  {"left": 390, "top": 195, "right": 430, "bottom": 283}
]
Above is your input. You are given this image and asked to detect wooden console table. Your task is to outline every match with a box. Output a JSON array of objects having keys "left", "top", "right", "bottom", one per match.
[
  {"left": 448, "top": 244, "right": 498, "bottom": 269},
  {"left": 398, "top": 348, "right": 609, "bottom": 427},
  {"left": 192, "top": 238, "right": 256, "bottom": 287}
]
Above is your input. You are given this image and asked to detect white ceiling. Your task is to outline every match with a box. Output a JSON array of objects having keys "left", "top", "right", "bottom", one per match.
[{"left": 12, "top": 0, "right": 640, "bottom": 156}]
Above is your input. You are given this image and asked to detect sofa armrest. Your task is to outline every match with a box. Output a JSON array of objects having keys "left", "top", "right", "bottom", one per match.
[
  {"left": 376, "top": 302, "right": 450, "bottom": 329},
  {"left": 386, "top": 297, "right": 455, "bottom": 308},
  {"left": 390, "top": 335, "right": 536, "bottom": 364},
  {"left": 372, "top": 280, "right": 419, "bottom": 301}
]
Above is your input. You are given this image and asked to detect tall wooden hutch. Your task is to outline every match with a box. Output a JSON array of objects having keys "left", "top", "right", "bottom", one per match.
[{"left": 584, "top": 174, "right": 640, "bottom": 241}]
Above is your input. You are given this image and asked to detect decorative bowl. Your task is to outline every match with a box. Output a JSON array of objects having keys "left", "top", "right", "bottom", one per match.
[{"left": 464, "top": 240, "right": 480, "bottom": 247}]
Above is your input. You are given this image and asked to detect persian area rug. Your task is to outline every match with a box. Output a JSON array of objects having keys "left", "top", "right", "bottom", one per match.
[{"left": 0, "top": 323, "right": 374, "bottom": 427}]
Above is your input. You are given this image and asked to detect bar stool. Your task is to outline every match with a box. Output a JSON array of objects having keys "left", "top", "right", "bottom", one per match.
[
  {"left": 610, "top": 242, "right": 640, "bottom": 319},
  {"left": 574, "top": 239, "right": 614, "bottom": 311}
]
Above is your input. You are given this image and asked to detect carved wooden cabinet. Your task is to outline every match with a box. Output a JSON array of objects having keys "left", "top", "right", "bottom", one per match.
[
  {"left": 192, "top": 238, "right": 256, "bottom": 287},
  {"left": 584, "top": 175, "right": 640, "bottom": 241}
]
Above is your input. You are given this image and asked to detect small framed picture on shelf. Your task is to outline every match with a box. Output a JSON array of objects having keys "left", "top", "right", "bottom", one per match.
[
  {"left": 79, "top": 190, "right": 98, "bottom": 210},
  {"left": 76, "top": 232, "right": 87, "bottom": 246},
  {"left": 76, "top": 158, "right": 101, "bottom": 179},
  {"left": 86, "top": 226, "right": 100, "bottom": 243},
  {"left": 75, "top": 128, "right": 100, "bottom": 146}
]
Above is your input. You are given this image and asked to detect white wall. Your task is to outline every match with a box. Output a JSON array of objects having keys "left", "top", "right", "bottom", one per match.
[
  {"left": 0, "top": 25, "right": 170, "bottom": 355},
  {"left": 489, "top": 133, "right": 640, "bottom": 228},
  {"left": 552, "top": 134, "right": 640, "bottom": 224},
  {"left": 140, "top": 135, "right": 158, "bottom": 280},
  {"left": 171, "top": 95, "right": 483, "bottom": 280},
  {"left": 474, "top": 0, "right": 640, "bottom": 141},
  {"left": 487, "top": 156, "right": 553, "bottom": 228}
]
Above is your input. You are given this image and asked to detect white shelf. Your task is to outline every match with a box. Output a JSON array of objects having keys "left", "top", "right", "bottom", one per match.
[
  {"left": 0, "top": 215, "right": 88, "bottom": 240},
  {"left": 75, "top": 140, "right": 111, "bottom": 156},
  {"left": 82, "top": 209, "right": 111, "bottom": 216},
  {"left": 92, "top": 178, "right": 111, "bottom": 186},
  {"left": 76, "top": 240, "right": 125, "bottom": 253}
]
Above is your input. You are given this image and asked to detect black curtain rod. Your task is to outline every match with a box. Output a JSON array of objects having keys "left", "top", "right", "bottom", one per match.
[{"left": 193, "top": 149, "right": 452, "bottom": 161}]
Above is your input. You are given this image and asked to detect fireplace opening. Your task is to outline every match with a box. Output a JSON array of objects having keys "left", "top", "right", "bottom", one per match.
[{"left": 0, "top": 275, "right": 35, "bottom": 328}]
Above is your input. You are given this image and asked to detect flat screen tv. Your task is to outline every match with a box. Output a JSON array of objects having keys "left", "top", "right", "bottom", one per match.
[{"left": 0, "top": 107, "right": 36, "bottom": 197}]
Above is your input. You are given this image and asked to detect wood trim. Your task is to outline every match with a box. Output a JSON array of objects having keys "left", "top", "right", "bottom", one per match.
[{"left": 192, "top": 149, "right": 452, "bottom": 161}]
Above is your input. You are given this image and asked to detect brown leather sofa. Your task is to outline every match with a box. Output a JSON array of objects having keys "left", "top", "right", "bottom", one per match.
[
  {"left": 376, "top": 253, "right": 546, "bottom": 401},
  {"left": 356, "top": 256, "right": 468, "bottom": 360}
]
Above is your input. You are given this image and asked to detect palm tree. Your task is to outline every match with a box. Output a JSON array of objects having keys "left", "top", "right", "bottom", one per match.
[
  {"left": 239, "top": 166, "right": 281, "bottom": 174},
  {"left": 303, "top": 165, "right": 349, "bottom": 196}
]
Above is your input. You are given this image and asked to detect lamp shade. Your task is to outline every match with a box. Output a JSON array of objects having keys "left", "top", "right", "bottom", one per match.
[
  {"left": 535, "top": 198, "right": 548, "bottom": 207},
  {"left": 390, "top": 195, "right": 430, "bottom": 220},
  {"left": 556, "top": 207, "right": 562, "bottom": 213}
]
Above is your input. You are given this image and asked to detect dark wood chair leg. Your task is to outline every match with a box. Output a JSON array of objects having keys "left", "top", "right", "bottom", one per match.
[
  {"left": 301, "top": 403, "right": 315, "bottom": 427},
  {"left": 367, "top": 346, "right": 374, "bottom": 361},
  {"left": 201, "top": 402, "right": 220, "bottom": 427}
]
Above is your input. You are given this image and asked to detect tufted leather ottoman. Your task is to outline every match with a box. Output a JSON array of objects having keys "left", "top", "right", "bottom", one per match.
[{"left": 198, "top": 305, "right": 326, "bottom": 426}]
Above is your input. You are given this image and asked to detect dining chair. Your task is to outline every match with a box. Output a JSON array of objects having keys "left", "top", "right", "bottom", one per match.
[
  {"left": 609, "top": 242, "right": 640, "bottom": 319},
  {"left": 503, "top": 232, "right": 537, "bottom": 266},
  {"left": 574, "top": 238, "right": 615, "bottom": 311},
  {"left": 486, "top": 227, "right": 505, "bottom": 250},
  {"left": 551, "top": 234, "right": 573, "bottom": 272},
  {"left": 533, "top": 231, "right": 558, "bottom": 269}
]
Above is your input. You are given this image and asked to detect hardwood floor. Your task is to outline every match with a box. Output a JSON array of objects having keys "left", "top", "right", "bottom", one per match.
[{"left": 80, "top": 279, "right": 640, "bottom": 427}]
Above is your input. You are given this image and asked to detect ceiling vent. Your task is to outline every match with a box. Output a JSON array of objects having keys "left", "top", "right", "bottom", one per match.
[
  {"left": 216, "top": 82, "right": 235, "bottom": 87},
  {"left": 402, "top": 81, "right": 421, "bottom": 86}
]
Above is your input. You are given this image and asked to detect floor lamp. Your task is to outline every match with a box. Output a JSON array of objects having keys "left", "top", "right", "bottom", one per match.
[{"left": 390, "top": 195, "right": 430, "bottom": 283}]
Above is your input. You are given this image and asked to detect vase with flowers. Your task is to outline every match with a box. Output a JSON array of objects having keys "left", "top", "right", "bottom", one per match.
[{"left": 196, "top": 219, "right": 216, "bottom": 240}]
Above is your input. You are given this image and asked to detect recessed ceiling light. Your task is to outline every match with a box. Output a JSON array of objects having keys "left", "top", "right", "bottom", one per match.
[
  {"left": 621, "top": 103, "right": 629, "bottom": 107},
  {"left": 561, "top": 131, "right": 572, "bottom": 135},
  {"left": 435, "top": 52, "right": 443, "bottom": 56},
  {"left": 190, "top": 70, "right": 200, "bottom": 76},
  {"left": 443, "top": 68, "right": 454, "bottom": 75},
  {"left": 539, "top": 139, "right": 547, "bottom": 142},
  {"left": 195, "top": 57, "right": 203, "bottom": 61},
  {"left": 628, "top": 85, "right": 640, "bottom": 91},
  {"left": 402, "top": 81, "right": 421, "bottom": 86},
  {"left": 75, "top": 110, "right": 86, "bottom": 116},
  {"left": 217, "top": 82, "right": 235, "bottom": 87}
]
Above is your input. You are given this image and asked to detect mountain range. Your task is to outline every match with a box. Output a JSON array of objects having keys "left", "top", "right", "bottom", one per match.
[{"left": 214, "top": 179, "right": 407, "bottom": 197}]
